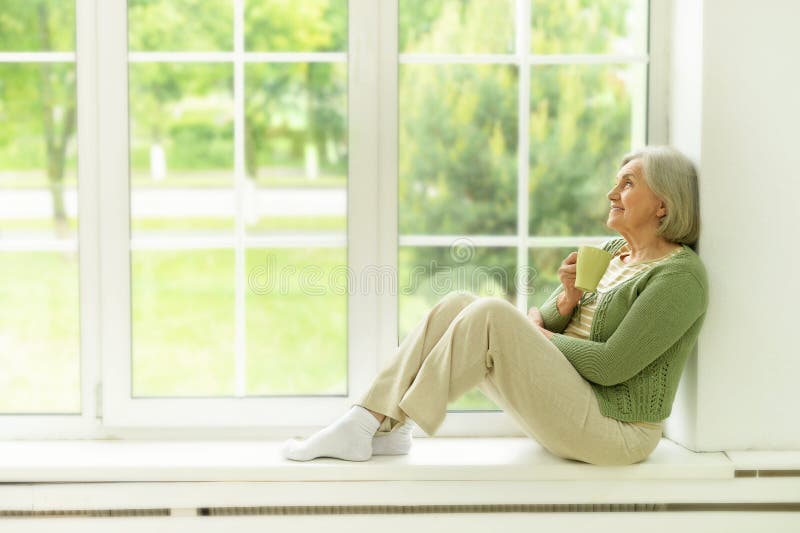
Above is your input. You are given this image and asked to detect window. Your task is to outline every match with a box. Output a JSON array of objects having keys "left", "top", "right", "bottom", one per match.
[
  {"left": 0, "top": 0, "right": 81, "bottom": 414},
  {"left": 1, "top": 0, "right": 655, "bottom": 438},
  {"left": 398, "top": 0, "right": 648, "bottom": 419},
  {"left": 127, "top": 0, "right": 348, "bottom": 400}
]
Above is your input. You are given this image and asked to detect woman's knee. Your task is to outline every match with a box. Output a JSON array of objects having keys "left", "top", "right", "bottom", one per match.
[
  {"left": 440, "top": 290, "right": 479, "bottom": 311},
  {"left": 460, "top": 295, "right": 516, "bottom": 318}
]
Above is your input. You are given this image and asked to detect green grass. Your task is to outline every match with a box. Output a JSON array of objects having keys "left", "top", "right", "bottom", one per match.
[
  {"left": 1, "top": 246, "right": 498, "bottom": 411},
  {"left": 0, "top": 251, "right": 81, "bottom": 413}
]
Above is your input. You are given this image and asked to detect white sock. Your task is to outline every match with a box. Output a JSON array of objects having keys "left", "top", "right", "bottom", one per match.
[
  {"left": 280, "top": 405, "right": 380, "bottom": 462},
  {"left": 371, "top": 421, "right": 415, "bottom": 456}
]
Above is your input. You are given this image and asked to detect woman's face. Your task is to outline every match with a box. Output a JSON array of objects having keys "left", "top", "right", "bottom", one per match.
[{"left": 606, "top": 158, "right": 667, "bottom": 234}]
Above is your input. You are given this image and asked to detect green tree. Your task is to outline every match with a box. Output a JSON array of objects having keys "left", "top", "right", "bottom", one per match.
[
  {"left": 244, "top": 0, "right": 346, "bottom": 180},
  {"left": 399, "top": 0, "right": 639, "bottom": 300},
  {"left": 0, "top": 0, "right": 76, "bottom": 236},
  {"left": 128, "top": 0, "right": 233, "bottom": 180}
]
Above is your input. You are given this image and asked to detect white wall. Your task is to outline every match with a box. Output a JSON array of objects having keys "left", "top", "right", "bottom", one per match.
[{"left": 666, "top": 0, "right": 800, "bottom": 450}]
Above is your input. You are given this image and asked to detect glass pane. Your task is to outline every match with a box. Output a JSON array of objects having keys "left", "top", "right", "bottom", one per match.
[
  {"left": 400, "top": 0, "right": 515, "bottom": 54},
  {"left": 0, "top": 1, "right": 74, "bottom": 52},
  {"left": 245, "top": 247, "right": 347, "bottom": 395},
  {"left": 528, "top": 247, "right": 574, "bottom": 308},
  {"left": 529, "top": 64, "right": 645, "bottom": 236},
  {"left": 245, "top": 62, "right": 347, "bottom": 235},
  {"left": 531, "top": 0, "right": 648, "bottom": 54},
  {"left": 132, "top": 250, "right": 235, "bottom": 396},
  {"left": 129, "top": 63, "right": 234, "bottom": 234},
  {"left": 128, "top": 0, "right": 233, "bottom": 52},
  {"left": 245, "top": 0, "right": 347, "bottom": 52},
  {"left": 399, "top": 64, "right": 517, "bottom": 235},
  {"left": 0, "top": 252, "right": 80, "bottom": 413},
  {"left": 0, "top": 63, "right": 78, "bottom": 236},
  {"left": 0, "top": 59, "right": 80, "bottom": 411},
  {"left": 399, "top": 245, "right": 518, "bottom": 411}
]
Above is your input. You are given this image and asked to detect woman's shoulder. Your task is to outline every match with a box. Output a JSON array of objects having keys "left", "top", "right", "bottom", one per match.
[
  {"left": 648, "top": 244, "right": 708, "bottom": 292},
  {"left": 599, "top": 237, "right": 707, "bottom": 288}
]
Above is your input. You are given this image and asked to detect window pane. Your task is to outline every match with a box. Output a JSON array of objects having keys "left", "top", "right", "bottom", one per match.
[
  {"left": 246, "top": 247, "right": 346, "bottom": 395},
  {"left": 528, "top": 247, "right": 574, "bottom": 308},
  {"left": 399, "top": 245, "right": 517, "bottom": 411},
  {"left": 129, "top": 64, "right": 235, "bottom": 396},
  {"left": 132, "top": 250, "right": 235, "bottom": 396},
  {"left": 0, "top": 1, "right": 74, "bottom": 52},
  {"left": 529, "top": 64, "right": 645, "bottom": 236},
  {"left": 0, "top": 64, "right": 78, "bottom": 235},
  {"left": 245, "top": 0, "right": 347, "bottom": 52},
  {"left": 0, "top": 252, "right": 80, "bottom": 412},
  {"left": 244, "top": 62, "right": 347, "bottom": 235},
  {"left": 399, "top": 0, "right": 515, "bottom": 54},
  {"left": 129, "top": 63, "right": 234, "bottom": 234},
  {"left": 0, "top": 1, "right": 79, "bottom": 413},
  {"left": 399, "top": 64, "right": 517, "bottom": 235},
  {"left": 128, "top": 0, "right": 233, "bottom": 52},
  {"left": 128, "top": 2, "right": 348, "bottom": 400},
  {"left": 531, "top": 0, "right": 648, "bottom": 54}
]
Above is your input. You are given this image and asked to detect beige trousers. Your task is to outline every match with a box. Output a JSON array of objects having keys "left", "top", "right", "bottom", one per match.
[{"left": 356, "top": 291, "right": 662, "bottom": 466}]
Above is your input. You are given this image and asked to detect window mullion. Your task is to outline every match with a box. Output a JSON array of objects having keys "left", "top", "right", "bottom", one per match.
[
  {"left": 347, "top": 0, "right": 383, "bottom": 397},
  {"left": 515, "top": 0, "right": 532, "bottom": 312},
  {"left": 647, "top": 0, "right": 670, "bottom": 144},
  {"left": 233, "top": 0, "right": 246, "bottom": 398},
  {"left": 97, "top": 0, "right": 133, "bottom": 427},
  {"left": 376, "top": 0, "right": 399, "bottom": 369},
  {"left": 76, "top": 0, "right": 102, "bottom": 428}
]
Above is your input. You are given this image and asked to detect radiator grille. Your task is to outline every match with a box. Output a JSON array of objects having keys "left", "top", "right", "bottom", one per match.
[
  {"left": 0, "top": 509, "right": 170, "bottom": 518},
  {"left": 2, "top": 502, "right": 799, "bottom": 518},
  {"left": 201, "top": 503, "right": 800, "bottom": 515}
]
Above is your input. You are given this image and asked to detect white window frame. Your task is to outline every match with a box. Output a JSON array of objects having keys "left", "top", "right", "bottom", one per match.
[
  {"left": 98, "top": 0, "right": 380, "bottom": 431},
  {"left": 0, "top": 0, "right": 101, "bottom": 439},
  {"left": 0, "top": 0, "right": 669, "bottom": 439}
]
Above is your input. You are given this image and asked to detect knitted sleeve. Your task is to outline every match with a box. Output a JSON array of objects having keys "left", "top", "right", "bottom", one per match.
[
  {"left": 539, "top": 285, "right": 573, "bottom": 333},
  {"left": 549, "top": 271, "right": 706, "bottom": 386}
]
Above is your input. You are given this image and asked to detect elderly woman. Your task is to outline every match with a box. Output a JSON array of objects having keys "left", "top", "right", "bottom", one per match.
[{"left": 281, "top": 145, "right": 708, "bottom": 466}]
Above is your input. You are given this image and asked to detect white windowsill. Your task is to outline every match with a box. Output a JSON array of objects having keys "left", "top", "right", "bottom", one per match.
[
  {"left": 0, "top": 437, "right": 798, "bottom": 513},
  {"left": 0, "top": 437, "right": 732, "bottom": 483}
]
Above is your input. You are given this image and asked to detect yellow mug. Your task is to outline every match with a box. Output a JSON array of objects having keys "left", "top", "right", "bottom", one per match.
[{"left": 575, "top": 246, "right": 613, "bottom": 292}]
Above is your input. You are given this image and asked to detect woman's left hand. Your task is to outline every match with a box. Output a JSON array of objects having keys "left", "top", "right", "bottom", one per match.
[
  {"left": 537, "top": 326, "right": 554, "bottom": 340},
  {"left": 527, "top": 306, "right": 544, "bottom": 327},
  {"left": 528, "top": 306, "right": 554, "bottom": 339}
]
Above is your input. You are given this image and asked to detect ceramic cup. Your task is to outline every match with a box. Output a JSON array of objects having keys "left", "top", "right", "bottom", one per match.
[{"left": 575, "top": 245, "right": 613, "bottom": 292}]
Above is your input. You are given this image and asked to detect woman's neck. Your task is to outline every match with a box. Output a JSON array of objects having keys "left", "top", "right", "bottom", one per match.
[{"left": 620, "top": 238, "right": 681, "bottom": 264}]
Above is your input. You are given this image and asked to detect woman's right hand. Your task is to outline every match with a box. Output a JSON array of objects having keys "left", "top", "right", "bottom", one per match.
[{"left": 557, "top": 251, "right": 584, "bottom": 306}]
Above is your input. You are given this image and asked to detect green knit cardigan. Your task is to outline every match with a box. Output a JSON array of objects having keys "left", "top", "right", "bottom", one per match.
[{"left": 539, "top": 237, "right": 709, "bottom": 423}]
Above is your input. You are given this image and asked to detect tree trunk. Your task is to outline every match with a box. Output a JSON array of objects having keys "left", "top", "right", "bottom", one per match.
[
  {"left": 245, "top": 122, "right": 259, "bottom": 180},
  {"left": 38, "top": 1, "right": 74, "bottom": 240}
]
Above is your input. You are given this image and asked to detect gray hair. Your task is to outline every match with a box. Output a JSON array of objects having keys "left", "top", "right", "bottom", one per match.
[{"left": 621, "top": 145, "right": 701, "bottom": 249}]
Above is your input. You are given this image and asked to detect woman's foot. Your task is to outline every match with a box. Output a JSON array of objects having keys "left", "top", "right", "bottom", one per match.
[
  {"left": 280, "top": 405, "right": 380, "bottom": 461},
  {"left": 371, "top": 421, "right": 415, "bottom": 455}
]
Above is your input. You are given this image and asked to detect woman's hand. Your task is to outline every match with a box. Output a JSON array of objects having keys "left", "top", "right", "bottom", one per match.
[
  {"left": 527, "top": 306, "right": 544, "bottom": 328},
  {"left": 557, "top": 251, "right": 584, "bottom": 307},
  {"left": 528, "top": 306, "right": 554, "bottom": 339},
  {"left": 538, "top": 327, "right": 554, "bottom": 340}
]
